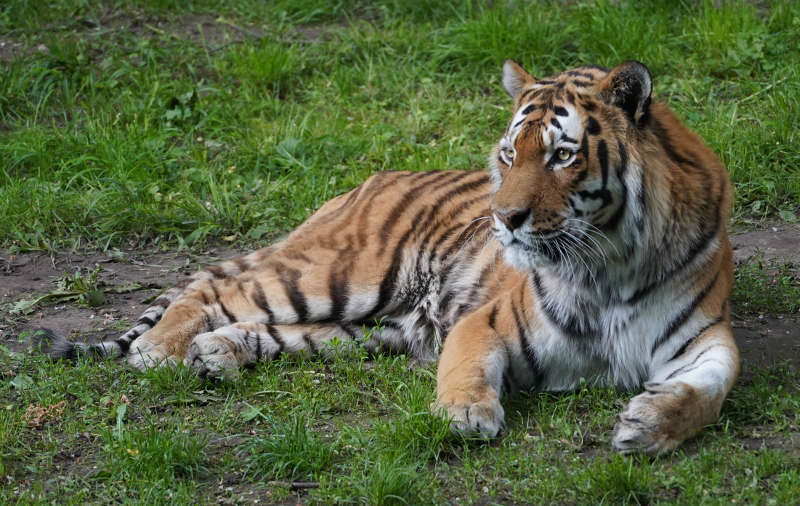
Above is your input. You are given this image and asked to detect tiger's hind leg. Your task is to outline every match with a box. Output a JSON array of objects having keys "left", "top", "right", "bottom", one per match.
[
  {"left": 612, "top": 320, "right": 739, "bottom": 455},
  {"left": 184, "top": 320, "right": 406, "bottom": 379}
]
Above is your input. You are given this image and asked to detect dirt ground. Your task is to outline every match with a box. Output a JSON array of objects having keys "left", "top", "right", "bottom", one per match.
[{"left": 2, "top": 223, "right": 799, "bottom": 375}]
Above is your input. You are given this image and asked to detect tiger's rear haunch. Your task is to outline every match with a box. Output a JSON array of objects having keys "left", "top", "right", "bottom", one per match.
[{"left": 37, "top": 60, "right": 738, "bottom": 455}]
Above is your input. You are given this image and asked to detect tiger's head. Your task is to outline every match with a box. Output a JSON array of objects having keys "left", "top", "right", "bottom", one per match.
[{"left": 489, "top": 60, "right": 653, "bottom": 272}]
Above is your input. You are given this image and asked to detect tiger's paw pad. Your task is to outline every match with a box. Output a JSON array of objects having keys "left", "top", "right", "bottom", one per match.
[
  {"left": 611, "top": 382, "right": 688, "bottom": 455},
  {"left": 435, "top": 396, "right": 505, "bottom": 438},
  {"left": 185, "top": 333, "right": 241, "bottom": 380}
]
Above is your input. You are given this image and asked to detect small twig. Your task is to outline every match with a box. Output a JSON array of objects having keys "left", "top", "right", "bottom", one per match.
[{"left": 267, "top": 481, "right": 320, "bottom": 490}]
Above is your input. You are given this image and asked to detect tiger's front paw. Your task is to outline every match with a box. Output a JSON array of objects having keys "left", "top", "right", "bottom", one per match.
[
  {"left": 128, "top": 336, "right": 176, "bottom": 371},
  {"left": 612, "top": 381, "right": 707, "bottom": 455},
  {"left": 185, "top": 333, "right": 244, "bottom": 380},
  {"left": 434, "top": 389, "right": 505, "bottom": 438}
]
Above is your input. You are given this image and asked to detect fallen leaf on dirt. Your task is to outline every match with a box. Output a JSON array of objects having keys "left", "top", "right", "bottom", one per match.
[{"left": 24, "top": 400, "right": 66, "bottom": 428}]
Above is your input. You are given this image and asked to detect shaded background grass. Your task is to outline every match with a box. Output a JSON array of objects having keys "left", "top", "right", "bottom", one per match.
[{"left": 1, "top": 0, "right": 798, "bottom": 250}]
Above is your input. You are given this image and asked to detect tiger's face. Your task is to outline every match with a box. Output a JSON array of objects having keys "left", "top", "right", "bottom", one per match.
[{"left": 489, "top": 60, "right": 652, "bottom": 271}]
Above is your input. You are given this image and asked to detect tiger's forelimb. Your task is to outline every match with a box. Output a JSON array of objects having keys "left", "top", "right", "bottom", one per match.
[{"left": 612, "top": 320, "right": 739, "bottom": 454}]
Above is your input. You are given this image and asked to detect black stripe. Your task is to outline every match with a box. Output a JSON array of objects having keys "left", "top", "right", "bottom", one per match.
[
  {"left": 665, "top": 345, "right": 719, "bottom": 381},
  {"left": 650, "top": 273, "right": 719, "bottom": 356},
  {"left": 413, "top": 193, "right": 488, "bottom": 306},
  {"left": 251, "top": 281, "right": 275, "bottom": 323},
  {"left": 276, "top": 265, "right": 309, "bottom": 322},
  {"left": 668, "top": 315, "right": 724, "bottom": 362},
  {"left": 650, "top": 116, "right": 699, "bottom": 169},
  {"left": 511, "top": 300, "right": 543, "bottom": 387},
  {"left": 627, "top": 209, "right": 722, "bottom": 305},
  {"left": 519, "top": 88, "right": 543, "bottom": 101},
  {"left": 266, "top": 324, "right": 285, "bottom": 353},
  {"left": 369, "top": 176, "right": 489, "bottom": 318},
  {"left": 251, "top": 331, "right": 261, "bottom": 359},
  {"left": 488, "top": 303, "right": 498, "bottom": 331},
  {"left": 368, "top": 209, "right": 425, "bottom": 319},
  {"left": 521, "top": 104, "right": 537, "bottom": 115},
  {"left": 210, "top": 282, "right": 236, "bottom": 322},
  {"left": 566, "top": 70, "right": 596, "bottom": 79},
  {"left": 666, "top": 358, "right": 721, "bottom": 381},
  {"left": 552, "top": 105, "right": 568, "bottom": 116},
  {"left": 328, "top": 270, "right": 350, "bottom": 322},
  {"left": 636, "top": 169, "right": 647, "bottom": 232},
  {"left": 550, "top": 117, "right": 562, "bottom": 129},
  {"left": 598, "top": 139, "right": 608, "bottom": 188},
  {"left": 233, "top": 257, "right": 249, "bottom": 272},
  {"left": 115, "top": 338, "right": 132, "bottom": 353},
  {"left": 303, "top": 333, "right": 317, "bottom": 354},
  {"left": 340, "top": 324, "right": 358, "bottom": 339},
  {"left": 206, "top": 265, "right": 226, "bottom": 279},
  {"left": 601, "top": 140, "right": 629, "bottom": 231},
  {"left": 586, "top": 116, "right": 601, "bottom": 135},
  {"left": 532, "top": 272, "right": 594, "bottom": 339},
  {"left": 138, "top": 315, "right": 156, "bottom": 328},
  {"left": 342, "top": 184, "right": 363, "bottom": 208},
  {"left": 377, "top": 171, "right": 460, "bottom": 254}
]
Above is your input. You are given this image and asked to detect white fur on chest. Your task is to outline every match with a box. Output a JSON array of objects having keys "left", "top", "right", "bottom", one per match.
[{"left": 532, "top": 272, "right": 707, "bottom": 391}]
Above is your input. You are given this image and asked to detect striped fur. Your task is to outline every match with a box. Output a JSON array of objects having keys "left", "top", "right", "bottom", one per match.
[{"left": 37, "top": 61, "right": 738, "bottom": 455}]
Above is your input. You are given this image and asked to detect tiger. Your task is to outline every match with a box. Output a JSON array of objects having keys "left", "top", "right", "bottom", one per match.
[{"left": 36, "top": 59, "right": 739, "bottom": 455}]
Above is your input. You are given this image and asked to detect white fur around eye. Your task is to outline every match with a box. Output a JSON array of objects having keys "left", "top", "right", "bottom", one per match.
[{"left": 501, "top": 146, "right": 515, "bottom": 163}]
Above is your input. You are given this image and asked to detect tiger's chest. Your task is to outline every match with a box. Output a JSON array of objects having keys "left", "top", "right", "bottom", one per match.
[{"left": 529, "top": 271, "right": 707, "bottom": 391}]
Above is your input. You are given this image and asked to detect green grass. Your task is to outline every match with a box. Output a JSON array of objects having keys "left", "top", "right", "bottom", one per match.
[
  {"left": 1, "top": 338, "right": 798, "bottom": 504},
  {"left": 2, "top": 0, "right": 800, "bottom": 504},
  {"left": 1, "top": 0, "right": 799, "bottom": 250}
]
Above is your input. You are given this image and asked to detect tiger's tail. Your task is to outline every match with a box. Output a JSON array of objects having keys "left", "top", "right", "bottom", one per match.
[
  {"left": 32, "top": 284, "right": 186, "bottom": 360},
  {"left": 31, "top": 249, "right": 271, "bottom": 361}
]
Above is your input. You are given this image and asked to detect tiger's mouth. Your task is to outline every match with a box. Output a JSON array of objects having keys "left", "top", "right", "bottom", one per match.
[{"left": 508, "top": 232, "right": 569, "bottom": 263}]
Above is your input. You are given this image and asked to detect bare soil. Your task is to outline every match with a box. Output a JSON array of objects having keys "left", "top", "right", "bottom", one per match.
[{"left": 2, "top": 224, "right": 799, "bottom": 374}]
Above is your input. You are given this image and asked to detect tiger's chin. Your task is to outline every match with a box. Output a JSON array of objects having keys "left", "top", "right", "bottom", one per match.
[{"left": 501, "top": 238, "right": 557, "bottom": 272}]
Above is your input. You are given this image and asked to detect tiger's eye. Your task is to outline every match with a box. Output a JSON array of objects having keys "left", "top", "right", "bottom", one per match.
[
  {"left": 502, "top": 147, "right": 515, "bottom": 159},
  {"left": 557, "top": 148, "right": 571, "bottom": 161}
]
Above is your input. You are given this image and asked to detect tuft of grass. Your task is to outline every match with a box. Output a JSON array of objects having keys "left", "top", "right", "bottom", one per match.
[
  {"left": 241, "top": 411, "right": 335, "bottom": 481},
  {"left": 101, "top": 423, "right": 209, "bottom": 482},
  {"left": 580, "top": 455, "right": 655, "bottom": 505}
]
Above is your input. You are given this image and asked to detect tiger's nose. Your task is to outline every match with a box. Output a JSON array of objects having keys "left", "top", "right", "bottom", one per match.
[{"left": 494, "top": 208, "right": 530, "bottom": 231}]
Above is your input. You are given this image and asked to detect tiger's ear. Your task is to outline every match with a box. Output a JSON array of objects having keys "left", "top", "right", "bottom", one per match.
[
  {"left": 502, "top": 59, "right": 536, "bottom": 100},
  {"left": 598, "top": 61, "right": 652, "bottom": 126}
]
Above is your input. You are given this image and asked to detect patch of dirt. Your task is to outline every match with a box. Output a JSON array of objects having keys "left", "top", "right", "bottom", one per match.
[
  {"left": 2, "top": 224, "right": 799, "bottom": 373},
  {"left": 731, "top": 222, "right": 800, "bottom": 264},
  {"left": 97, "top": 11, "right": 266, "bottom": 52},
  {"left": 0, "top": 247, "right": 238, "bottom": 352},
  {"left": 733, "top": 313, "right": 800, "bottom": 373}
]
